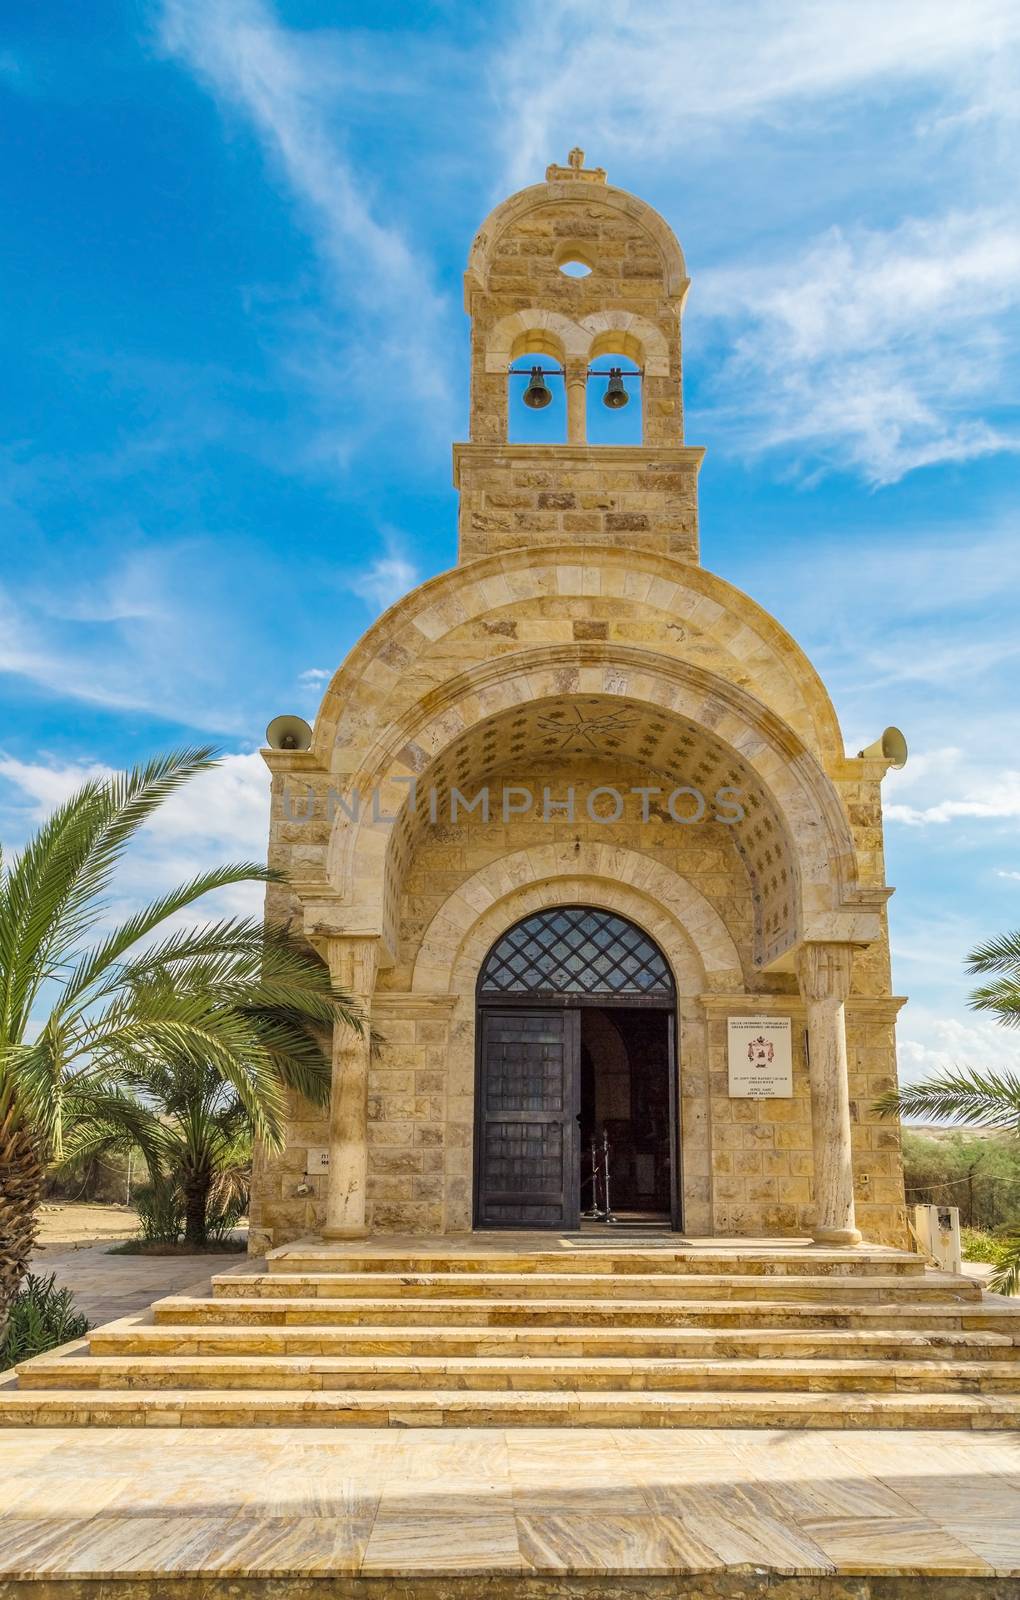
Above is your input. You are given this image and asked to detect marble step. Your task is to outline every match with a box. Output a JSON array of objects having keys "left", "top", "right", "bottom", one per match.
[
  {"left": 267, "top": 1246, "right": 926, "bottom": 1279},
  {"left": 216, "top": 1270, "right": 979, "bottom": 1304},
  {"left": 18, "top": 1353, "right": 1020, "bottom": 1394},
  {"left": 90, "top": 1321, "right": 1020, "bottom": 1361},
  {"left": 3, "top": 1385, "right": 1019, "bottom": 1429},
  {"left": 152, "top": 1293, "right": 1020, "bottom": 1332}
]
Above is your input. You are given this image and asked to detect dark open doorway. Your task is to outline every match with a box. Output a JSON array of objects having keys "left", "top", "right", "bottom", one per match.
[
  {"left": 579, "top": 1008, "right": 673, "bottom": 1223},
  {"left": 473, "top": 907, "right": 680, "bottom": 1231}
]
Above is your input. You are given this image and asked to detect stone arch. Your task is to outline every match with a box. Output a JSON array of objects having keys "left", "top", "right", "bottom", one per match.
[
  {"left": 409, "top": 844, "right": 744, "bottom": 996},
  {"left": 312, "top": 545, "right": 846, "bottom": 772},
  {"left": 582, "top": 312, "right": 671, "bottom": 377},
  {"left": 484, "top": 308, "right": 589, "bottom": 372},
  {"left": 465, "top": 179, "right": 689, "bottom": 303},
  {"left": 431, "top": 873, "right": 716, "bottom": 1233},
  {"left": 328, "top": 646, "right": 857, "bottom": 968}
]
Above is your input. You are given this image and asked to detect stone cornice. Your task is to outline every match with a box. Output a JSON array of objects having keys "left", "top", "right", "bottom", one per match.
[
  {"left": 696, "top": 993, "right": 908, "bottom": 1020},
  {"left": 371, "top": 992, "right": 459, "bottom": 1020}
]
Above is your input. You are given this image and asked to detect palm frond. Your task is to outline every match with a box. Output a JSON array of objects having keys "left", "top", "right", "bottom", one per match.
[
  {"left": 967, "top": 929, "right": 1020, "bottom": 977},
  {"left": 969, "top": 981, "right": 1020, "bottom": 1028},
  {"left": 0, "top": 749, "right": 221, "bottom": 1046},
  {"left": 986, "top": 1228, "right": 1020, "bottom": 1298},
  {"left": 874, "top": 1066, "right": 1020, "bottom": 1131},
  {"left": 62, "top": 882, "right": 278, "bottom": 1010}
]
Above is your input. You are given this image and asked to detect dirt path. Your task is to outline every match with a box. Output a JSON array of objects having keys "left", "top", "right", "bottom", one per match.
[{"left": 33, "top": 1201, "right": 140, "bottom": 1250}]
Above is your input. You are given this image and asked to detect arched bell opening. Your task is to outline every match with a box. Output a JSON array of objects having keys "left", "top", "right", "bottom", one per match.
[
  {"left": 585, "top": 350, "right": 643, "bottom": 445},
  {"left": 474, "top": 904, "right": 680, "bottom": 1232},
  {"left": 508, "top": 339, "right": 567, "bottom": 444}
]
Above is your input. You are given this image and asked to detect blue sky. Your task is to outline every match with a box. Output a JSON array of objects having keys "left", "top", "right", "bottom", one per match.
[{"left": 2, "top": 0, "right": 1019, "bottom": 1082}]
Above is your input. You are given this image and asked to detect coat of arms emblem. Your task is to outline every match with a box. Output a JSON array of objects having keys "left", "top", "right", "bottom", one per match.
[{"left": 747, "top": 1034, "right": 775, "bottom": 1068}]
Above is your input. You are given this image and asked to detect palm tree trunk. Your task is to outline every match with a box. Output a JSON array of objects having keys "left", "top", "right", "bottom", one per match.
[
  {"left": 0, "top": 1102, "right": 45, "bottom": 1340},
  {"left": 182, "top": 1166, "right": 211, "bottom": 1251}
]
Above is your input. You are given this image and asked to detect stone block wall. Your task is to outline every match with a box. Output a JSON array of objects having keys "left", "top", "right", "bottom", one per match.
[{"left": 454, "top": 444, "right": 702, "bottom": 563}]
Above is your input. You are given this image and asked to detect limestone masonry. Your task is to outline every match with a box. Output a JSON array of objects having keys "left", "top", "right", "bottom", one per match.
[{"left": 250, "top": 152, "right": 908, "bottom": 1252}]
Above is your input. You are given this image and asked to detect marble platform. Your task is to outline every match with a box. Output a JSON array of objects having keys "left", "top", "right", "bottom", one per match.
[
  {"left": 5, "top": 1234, "right": 1020, "bottom": 1430},
  {"left": 0, "top": 1424, "right": 1019, "bottom": 1595}
]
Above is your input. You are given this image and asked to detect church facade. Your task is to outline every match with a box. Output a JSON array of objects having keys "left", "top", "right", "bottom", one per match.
[{"left": 250, "top": 154, "right": 908, "bottom": 1252}]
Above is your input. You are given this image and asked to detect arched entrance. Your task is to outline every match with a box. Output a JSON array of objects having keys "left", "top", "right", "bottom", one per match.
[{"left": 474, "top": 906, "right": 678, "bottom": 1231}]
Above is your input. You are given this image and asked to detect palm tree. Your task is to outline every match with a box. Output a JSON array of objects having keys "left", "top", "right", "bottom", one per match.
[
  {"left": 876, "top": 928, "right": 1020, "bottom": 1296},
  {"left": 0, "top": 748, "right": 355, "bottom": 1327},
  {"left": 65, "top": 960, "right": 341, "bottom": 1249}
]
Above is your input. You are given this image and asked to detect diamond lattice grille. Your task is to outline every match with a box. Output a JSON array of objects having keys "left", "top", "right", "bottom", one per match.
[{"left": 479, "top": 908, "right": 674, "bottom": 998}]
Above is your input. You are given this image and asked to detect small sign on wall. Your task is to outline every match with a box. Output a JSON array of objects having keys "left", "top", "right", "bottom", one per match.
[
  {"left": 727, "top": 1016, "right": 793, "bottom": 1098},
  {"left": 305, "top": 1147, "right": 330, "bottom": 1175}
]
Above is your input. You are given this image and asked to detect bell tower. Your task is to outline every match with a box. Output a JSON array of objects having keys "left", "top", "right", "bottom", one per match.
[{"left": 454, "top": 151, "right": 704, "bottom": 564}]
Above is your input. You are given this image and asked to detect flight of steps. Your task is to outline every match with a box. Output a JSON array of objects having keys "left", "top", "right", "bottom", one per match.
[{"left": 5, "top": 1238, "right": 1020, "bottom": 1428}]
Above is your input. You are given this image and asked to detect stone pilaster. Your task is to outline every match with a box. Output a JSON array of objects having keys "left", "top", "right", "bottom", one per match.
[
  {"left": 322, "top": 935, "right": 379, "bottom": 1239},
  {"left": 796, "top": 941, "right": 862, "bottom": 1248}
]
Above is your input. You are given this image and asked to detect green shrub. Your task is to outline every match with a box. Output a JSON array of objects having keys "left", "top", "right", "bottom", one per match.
[
  {"left": 135, "top": 1180, "right": 184, "bottom": 1245},
  {"left": 0, "top": 1272, "right": 90, "bottom": 1366},
  {"left": 961, "top": 1226, "right": 1020, "bottom": 1268},
  {"left": 206, "top": 1195, "right": 247, "bottom": 1243}
]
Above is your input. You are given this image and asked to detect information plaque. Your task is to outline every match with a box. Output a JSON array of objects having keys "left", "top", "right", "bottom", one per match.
[{"left": 727, "top": 1015, "right": 793, "bottom": 1098}]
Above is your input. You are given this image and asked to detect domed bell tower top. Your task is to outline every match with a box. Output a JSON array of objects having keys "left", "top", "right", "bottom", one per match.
[{"left": 453, "top": 150, "right": 704, "bottom": 564}]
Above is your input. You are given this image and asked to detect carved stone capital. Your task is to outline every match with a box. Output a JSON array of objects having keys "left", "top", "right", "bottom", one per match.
[
  {"left": 796, "top": 942, "right": 854, "bottom": 1006},
  {"left": 325, "top": 933, "right": 380, "bottom": 1001}
]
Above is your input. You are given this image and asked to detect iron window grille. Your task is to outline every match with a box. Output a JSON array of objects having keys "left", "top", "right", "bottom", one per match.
[{"left": 478, "top": 907, "right": 675, "bottom": 999}]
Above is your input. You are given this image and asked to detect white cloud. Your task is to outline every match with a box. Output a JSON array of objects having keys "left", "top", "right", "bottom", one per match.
[
  {"left": 298, "top": 667, "right": 330, "bottom": 684},
  {"left": 885, "top": 758, "right": 1020, "bottom": 829},
  {"left": 349, "top": 546, "right": 418, "bottom": 614},
  {"left": 697, "top": 211, "right": 1020, "bottom": 483},
  {"left": 0, "top": 752, "right": 272, "bottom": 924},
  {"left": 158, "top": 0, "right": 453, "bottom": 452},
  {"left": 996, "top": 870, "right": 1020, "bottom": 882},
  {"left": 897, "top": 1008, "right": 1020, "bottom": 1085},
  {"left": 486, "top": 2, "right": 1020, "bottom": 484},
  {"left": 495, "top": 0, "right": 1020, "bottom": 188}
]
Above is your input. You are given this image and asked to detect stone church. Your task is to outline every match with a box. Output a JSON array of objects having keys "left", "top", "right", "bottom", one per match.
[{"left": 250, "top": 153, "right": 907, "bottom": 1253}]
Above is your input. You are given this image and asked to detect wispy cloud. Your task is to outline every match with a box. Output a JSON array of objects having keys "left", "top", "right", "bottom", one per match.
[
  {"left": 887, "top": 771, "right": 1020, "bottom": 828},
  {"left": 488, "top": 1, "right": 1020, "bottom": 484},
  {"left": 698, "top": 211, "right": 1020, "bottom": 483},
  {"left": 495, "top": 0, "right": 1020, "bottom": 187},
  {"left": 349, "top": 549, "right": 418, "bottom": 615},
  {"left": 158, "top": 0, "right": 454, "bottom": 457},
  {"left": 0, "top": 547, "right": 256, "bottom": 734}
]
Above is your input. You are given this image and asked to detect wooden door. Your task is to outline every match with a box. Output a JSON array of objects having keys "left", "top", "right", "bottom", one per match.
[{"left": 475, "top": 1009, "right": 580, "bottom": 1229}]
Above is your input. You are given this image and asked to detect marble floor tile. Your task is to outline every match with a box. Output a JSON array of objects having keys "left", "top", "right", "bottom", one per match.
[
  {"left": 889, "top": 1468, "right": 1020, "bottom": 1521},
  {"left": 637, "top": 1479, "right": 761, "bottom": 1521},
  {"left": 210, "top": 1513, "right": 377, "bottom": 1575},
  {"left": 0, "top": 1514, "right": 232, "bottom": 1578},
  {"left": 670, "top": 1507, "right": 836, "bottom": 1574},
  {"left": 515, "top": 1510, "right": 718, "bottom": 1574},
  {"left": 0, "top": 1477, "right": 136, "bottom": 1519},
  {"left": 511, "top": 1480, "right": 651, "bottom": 1514},
  {"left": 361, "top": 1511, "right": 523, "bottom": 1574},
  {"left": 939, "top": 1519, "right": 1020, "bottom": 1572},
  {"left": 237, "top": 1470, "right": 382, "bottom": 1520},
  {"left": 799, "top": 1514, "right": 995, "bottom": 1575},
  {"left": 386, "top": 1430, "right": 511, "bottom": 1486}
]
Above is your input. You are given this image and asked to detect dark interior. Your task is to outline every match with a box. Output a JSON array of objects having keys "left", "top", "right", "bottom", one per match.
[{"left": 579, "top": 1007, "right": 672, "bottom": 1219}]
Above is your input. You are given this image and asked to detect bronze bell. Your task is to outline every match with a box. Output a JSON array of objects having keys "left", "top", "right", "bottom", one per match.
[
  {"left": 603, "top": 367, "right": 629, "bottom": 409},
  {"left": 522, "top": 366, "right": 553, "bottom": 409}
]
